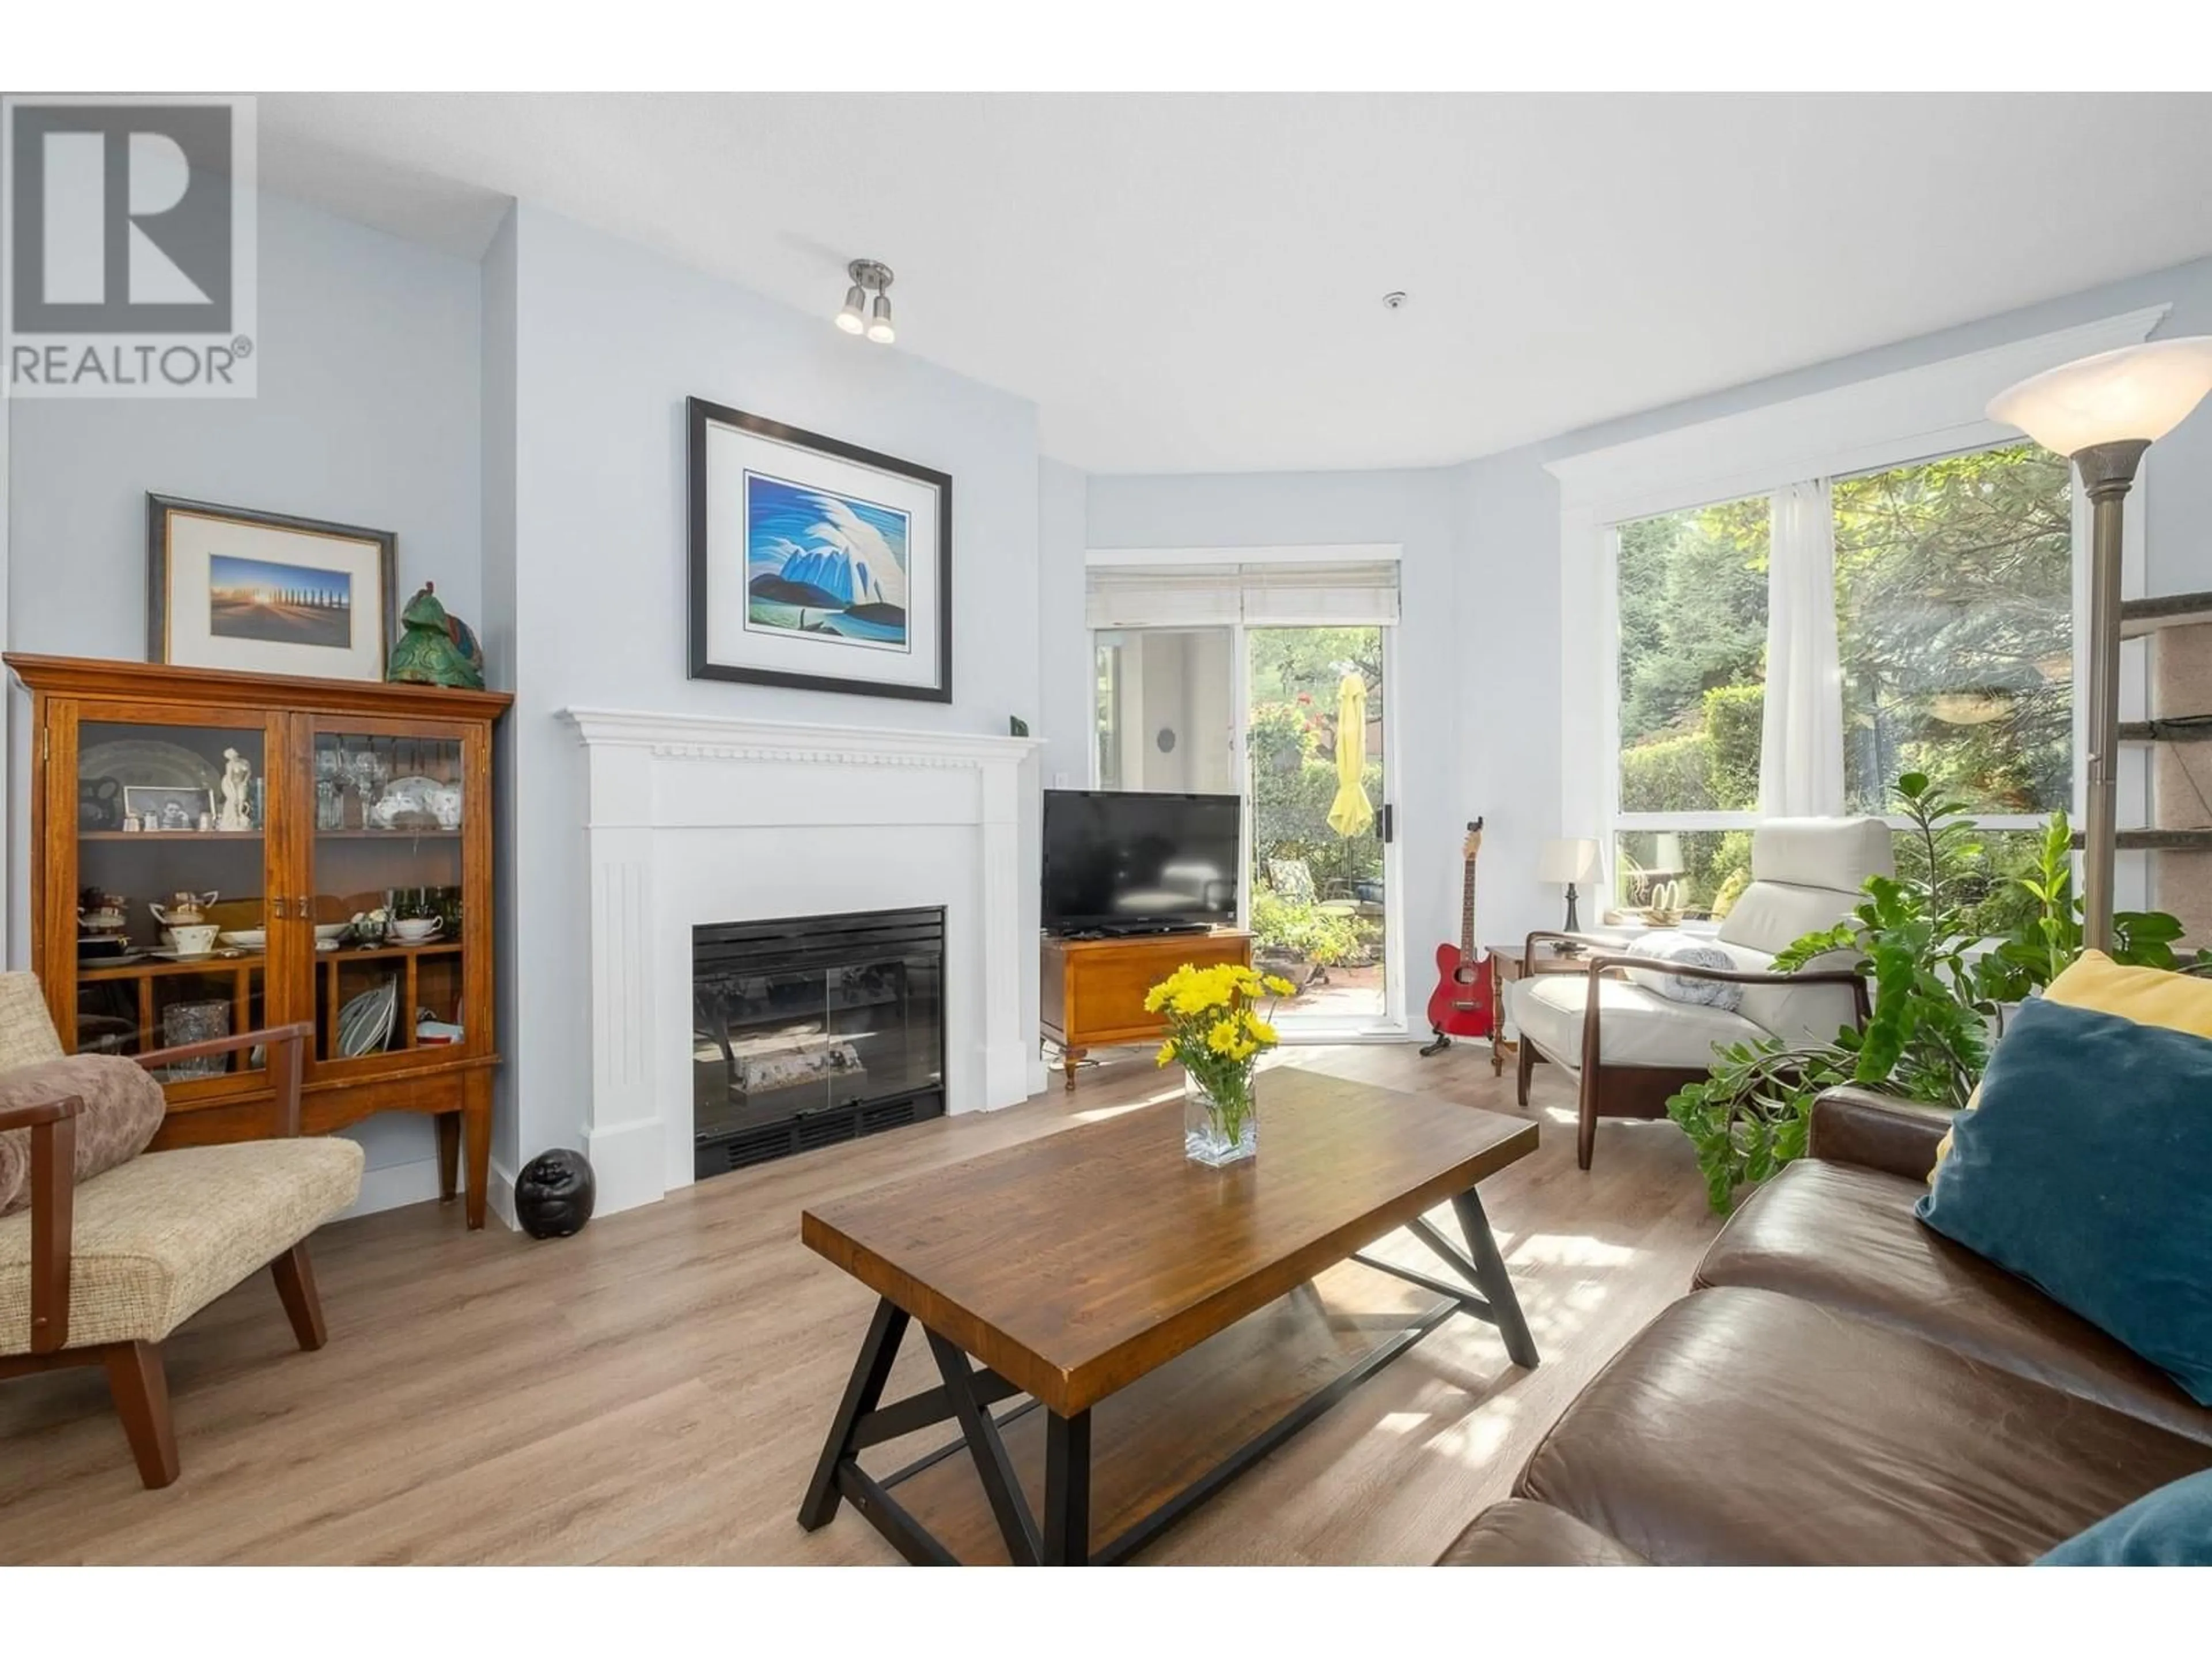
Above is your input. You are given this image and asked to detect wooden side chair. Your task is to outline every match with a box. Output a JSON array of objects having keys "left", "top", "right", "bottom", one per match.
[
  {"left": 1508, "top": 819, "right": 1892, "bottom": 1170},
  {"left": 0, "top": 975, "right": 362, "bottom": 1487}
]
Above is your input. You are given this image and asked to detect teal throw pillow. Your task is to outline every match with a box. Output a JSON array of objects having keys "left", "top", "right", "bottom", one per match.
[
  {"left": 2039, "top": 1469, "right": 2212, "bottom": 1565},
  {"left": 1916, "top": 994, "right": 2212, "bottom": 1407}
]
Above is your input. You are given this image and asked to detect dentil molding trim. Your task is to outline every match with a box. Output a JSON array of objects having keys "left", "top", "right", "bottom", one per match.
[{"left": 563, "top": 707, "right": 1042, "bottom": 769}]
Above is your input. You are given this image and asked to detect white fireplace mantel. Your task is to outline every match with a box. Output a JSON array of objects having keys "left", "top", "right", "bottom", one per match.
[{"left": 563, "top": 707, "right": 1042, "bottom": 1215}]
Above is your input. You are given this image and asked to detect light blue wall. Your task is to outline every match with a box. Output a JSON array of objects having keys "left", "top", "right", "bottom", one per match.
[
  {"left": 5, "top": 190, "right": 483, "bottom": 1205},
  {"left": 479, "top": 208, "right": 521, "bottom": 1184},
  {"left": 1035, "top": 458, "right": 1090, "bottom": 789},
  {"left": 7, "top": 191, "right": 484, "bottom": 654},
  {"left": 490, "top": 203, "right": 1045, "bottom": 1177}
]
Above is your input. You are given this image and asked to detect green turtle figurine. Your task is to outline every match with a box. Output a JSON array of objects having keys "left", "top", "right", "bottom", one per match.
[{"left": 385, "top": 582, "right": 486, "bottom": 690}]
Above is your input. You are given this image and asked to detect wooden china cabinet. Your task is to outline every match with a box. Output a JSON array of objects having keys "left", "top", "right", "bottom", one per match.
[{"left": 7, "top": 654, "right": 511, "bottom": 1228}]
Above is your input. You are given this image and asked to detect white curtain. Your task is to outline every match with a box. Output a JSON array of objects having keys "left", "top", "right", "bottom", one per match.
[{"left": 1760, "top": 479, "right": 1846, "bottom": 817}]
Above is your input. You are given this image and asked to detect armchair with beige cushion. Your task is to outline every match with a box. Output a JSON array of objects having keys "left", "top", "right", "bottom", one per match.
[
  {"left": 0, "top": 974, "right": 362, "bottom": 1487},
  {"left": 1509, "top": 819, "right": 1892, "bottom": 1170}
]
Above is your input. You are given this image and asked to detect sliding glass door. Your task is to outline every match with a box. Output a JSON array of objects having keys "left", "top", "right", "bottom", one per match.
[
  {"left": 1246, "top": 626, "right": 1390, "bottom": 1029},
  {"left": 1092, "top": 622, "right": 1399, "bottom": 1036}
]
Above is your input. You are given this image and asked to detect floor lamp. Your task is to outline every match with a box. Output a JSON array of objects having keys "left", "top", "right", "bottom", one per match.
[{"left": 1988, "top": 336, "right": 2212, "bottom": 952}]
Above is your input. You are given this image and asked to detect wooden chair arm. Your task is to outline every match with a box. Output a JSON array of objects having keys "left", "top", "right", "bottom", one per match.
[
  {"left": 6, "top": 1097, "right": 82, "bottom": 1354},
  {"left": 0, "top": 1093, "right": 87, "bottom": 1132},
  {"left": 135, "top": 1022, "right": 311, "bottom": 1137},
  {"left": 132, "top": 1022, "right": 310, "bottom": 1069}
]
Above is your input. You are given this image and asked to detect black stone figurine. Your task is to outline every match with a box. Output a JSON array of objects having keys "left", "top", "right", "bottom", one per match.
[{"left": 515, "top": 1148, "right": 596, "bottom": 1239}]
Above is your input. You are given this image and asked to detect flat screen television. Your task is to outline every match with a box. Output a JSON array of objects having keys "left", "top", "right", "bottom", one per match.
[{"left": 1042, "top": 789, "right": 1242, "bottom": 935}]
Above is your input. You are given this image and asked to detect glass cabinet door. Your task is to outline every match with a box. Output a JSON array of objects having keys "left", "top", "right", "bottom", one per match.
[
  {"left": 70, "top": 711, "right": 280, "bottom": 1095},
  {"left": 306, "top": 720, "right": 476, "bottom": 1074}
]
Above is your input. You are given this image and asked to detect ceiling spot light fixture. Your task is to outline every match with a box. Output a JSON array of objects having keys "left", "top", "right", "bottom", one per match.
[{"left": 838, "top": 259, "right": 895, "bottom": 344}]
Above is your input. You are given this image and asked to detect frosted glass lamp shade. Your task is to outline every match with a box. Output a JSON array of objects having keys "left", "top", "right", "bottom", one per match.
[
  {"left": 1539, "top": 838, "right": 1597, "bottom": 883},
  {"left": 1987, "top": 336, "right": 2212, "bottom": 456},
  {"left": 835, "top": 285, "right": 867, "bottom": 335}
]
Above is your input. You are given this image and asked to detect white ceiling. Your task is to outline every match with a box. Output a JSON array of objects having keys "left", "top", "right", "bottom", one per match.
[{"left": 257, "top": 92, "right": 2212, "bottom": 475}]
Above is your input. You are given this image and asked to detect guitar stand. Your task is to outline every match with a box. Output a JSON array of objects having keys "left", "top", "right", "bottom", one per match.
[{"left": 1418, "top": 1027, "right": 1453, "bottom": 1058}]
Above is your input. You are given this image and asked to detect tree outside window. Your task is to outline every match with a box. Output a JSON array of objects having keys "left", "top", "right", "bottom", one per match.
[
  {"left": 1833, "top": 444, "right": 2073, "bottom": 816},
  {"left": 1614, "top": 494, "right": 1770, "bottom": 914}
]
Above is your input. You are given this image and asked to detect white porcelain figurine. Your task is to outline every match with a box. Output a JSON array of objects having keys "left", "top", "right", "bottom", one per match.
[{"left": 218, "top": 747, "right": 253, "bottom": 831}]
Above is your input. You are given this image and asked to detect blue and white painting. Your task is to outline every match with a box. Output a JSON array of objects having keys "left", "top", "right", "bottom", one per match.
[{"left": 743, "top": 472, "right": 911, "bottom": 651}]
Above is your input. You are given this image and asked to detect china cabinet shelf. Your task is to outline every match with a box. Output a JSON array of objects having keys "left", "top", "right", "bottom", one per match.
[
  {"left": 9, "top": 651, "right": 513, "bottom": 1230},
  {"left": 316, "top": 828, "right": 463, "bottom": 840},
  {"left": 79, "top": 953, "right": 268, "bottom": 982},
  {"left": 322, "top": 941, "right": 465, "bottom": 961},
  {"left": 78, "top": 829, "right": 265, "bottom": 842}
]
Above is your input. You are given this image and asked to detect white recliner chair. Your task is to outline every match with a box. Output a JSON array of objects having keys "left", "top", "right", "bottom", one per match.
[{"left": 1509, "top": 818, "right": 1893, "bottom": 1170}]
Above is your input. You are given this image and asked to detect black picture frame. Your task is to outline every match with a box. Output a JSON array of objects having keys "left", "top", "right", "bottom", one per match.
[
  {"left": 147, "top": 493, "right": 399, "bottom": 680},
  {"left": 121, "top": 785, "right": 215, "bottom": 830},
  {"left": 687, "top": 396, "right": 953, "bottom": 703}
]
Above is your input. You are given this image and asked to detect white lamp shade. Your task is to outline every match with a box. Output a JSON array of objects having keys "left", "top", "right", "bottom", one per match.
[
  {"left": 1987, "top": 335, "right": 2212, "bottom": 457},
  {"left": 1539, "top": 837, "right": 1597, "bottom": 883}
]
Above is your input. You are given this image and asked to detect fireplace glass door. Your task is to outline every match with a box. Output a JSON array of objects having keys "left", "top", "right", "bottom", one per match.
[{"left": 692, "top": 907, "right": 945, "bottom": 1176}]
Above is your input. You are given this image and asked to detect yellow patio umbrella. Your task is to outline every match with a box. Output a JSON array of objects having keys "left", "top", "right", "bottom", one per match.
[{"left": 1325, "top": 671, "right": 1374, "bottom": 838}]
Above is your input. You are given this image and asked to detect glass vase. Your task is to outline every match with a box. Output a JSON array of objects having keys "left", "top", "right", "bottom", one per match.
[{"left": 1183, "top": 1065, "right": 1257, "bottom": 1167}]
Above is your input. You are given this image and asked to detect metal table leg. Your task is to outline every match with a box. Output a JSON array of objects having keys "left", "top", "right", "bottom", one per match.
[{"left": 1042, "top": 1408, "right": 1092, "bottom": 1565}]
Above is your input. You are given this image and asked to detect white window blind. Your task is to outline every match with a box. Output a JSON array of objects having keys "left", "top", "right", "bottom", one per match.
[{"left": 1084, "top": 556, "right": 1400, "bottom": 630}]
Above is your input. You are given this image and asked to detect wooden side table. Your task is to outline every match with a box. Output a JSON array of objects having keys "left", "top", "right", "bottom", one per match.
[{"left": 1486, "top": 940, "right": 1582, "bottom": 1077}]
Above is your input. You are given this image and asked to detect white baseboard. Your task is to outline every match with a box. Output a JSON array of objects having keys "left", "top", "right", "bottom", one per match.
[
  {"left": 486, "top": 1159, "right": 518, "bottom": 1231},
  {"left": 581, "top": 1114, "right": 666, "bottom": 1217}
]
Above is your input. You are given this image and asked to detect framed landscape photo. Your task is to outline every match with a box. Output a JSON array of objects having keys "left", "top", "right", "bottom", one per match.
[
  {"left": 688, "top": 397, "right": 952, "bottom": 702},
  {"left": 148, "top": 495, "right": 397, "bottom": 681}
]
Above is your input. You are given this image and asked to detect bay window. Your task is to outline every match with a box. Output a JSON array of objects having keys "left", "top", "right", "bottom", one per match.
[{"left": 1608, "top": 443, "right": 2077, "bottom": 925}]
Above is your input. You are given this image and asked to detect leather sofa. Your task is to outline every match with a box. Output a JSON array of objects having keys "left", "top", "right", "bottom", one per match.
[{"left": 1440, "top": 1087, "right": 2212, "bottom": 1565}]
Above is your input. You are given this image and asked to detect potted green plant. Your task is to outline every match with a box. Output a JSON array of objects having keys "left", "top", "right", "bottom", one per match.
[{"left": 1666, "top": 773, "right": 2206, "bottom": 1213}]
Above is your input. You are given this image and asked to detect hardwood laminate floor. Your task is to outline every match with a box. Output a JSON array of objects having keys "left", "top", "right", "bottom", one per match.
[{"left": 0, "top": 1044, "right": 1721, "bottom": 1565}]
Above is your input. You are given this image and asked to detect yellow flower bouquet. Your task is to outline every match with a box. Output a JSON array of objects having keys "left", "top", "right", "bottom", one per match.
[{"left": 1146, "top": 962, "right": 1296, "bottom": 1166}]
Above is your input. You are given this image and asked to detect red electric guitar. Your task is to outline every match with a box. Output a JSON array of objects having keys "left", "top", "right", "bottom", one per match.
[{"left": 1421, "top": 818, "right": 1494, "bottom": 1055}]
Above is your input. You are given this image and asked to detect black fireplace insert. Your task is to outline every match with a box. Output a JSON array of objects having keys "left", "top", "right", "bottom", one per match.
[{"left": 692, "top": 906, "right": 945, "bottom": 1177}]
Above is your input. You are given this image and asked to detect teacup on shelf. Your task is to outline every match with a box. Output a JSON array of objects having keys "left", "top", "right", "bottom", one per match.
[
  {"left": 162, "top": 923, "right": 221, "bottom": 957},
  {"left": 391, "top": 916, "right": 442, "bottom": 944}
]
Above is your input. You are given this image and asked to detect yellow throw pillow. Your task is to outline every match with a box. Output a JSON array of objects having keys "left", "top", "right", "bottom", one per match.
[{"left": 1929, "top": 950, "right": 2212, "bottom": 1181}]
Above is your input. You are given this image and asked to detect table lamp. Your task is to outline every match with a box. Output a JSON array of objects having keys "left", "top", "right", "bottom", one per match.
[
  {"left": 1988, "top": 335, "right": 2212, "bottom": 951},
  {"left": 1539, "top": 837, "right": 1599, "bottom": 933}
]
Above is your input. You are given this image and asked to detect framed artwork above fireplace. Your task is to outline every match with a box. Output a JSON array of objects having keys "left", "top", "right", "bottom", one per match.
[{"left": 687, "top": 396, "right": 953, "bottom": 702}]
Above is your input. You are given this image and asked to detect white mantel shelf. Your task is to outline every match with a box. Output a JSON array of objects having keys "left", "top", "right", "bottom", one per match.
[{"left": 562, "top": 707, "right": 1043, "bottom": 1217}]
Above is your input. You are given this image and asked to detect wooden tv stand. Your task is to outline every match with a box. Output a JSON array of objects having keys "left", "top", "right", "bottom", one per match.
[{"left": 1041, "top": 928, "right": 1255, "bottom": 1089}]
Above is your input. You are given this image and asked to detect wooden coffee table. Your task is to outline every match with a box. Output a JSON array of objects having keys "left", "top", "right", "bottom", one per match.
[{"left": 797, "top": 1067, "right": 1539, "bottom": 1565}]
